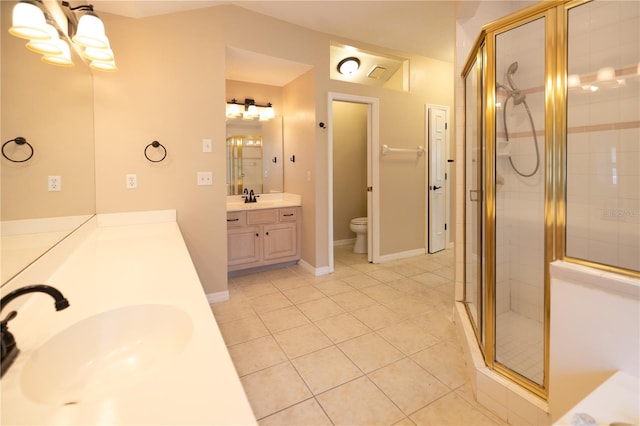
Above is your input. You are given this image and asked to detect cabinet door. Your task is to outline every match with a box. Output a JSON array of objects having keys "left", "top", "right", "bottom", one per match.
[
  {"left": 228, "top": 226, "right": 261, "bottom": 266},
  {"left": 263, "top": 222, "right": 297, "bottom": 260}
]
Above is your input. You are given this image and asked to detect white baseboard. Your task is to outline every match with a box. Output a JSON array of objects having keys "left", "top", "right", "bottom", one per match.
[
  {"left": 207, "top": 290, "right": 230, "bottom": 304},
  {"left": 298, "top": 259, "right": 332, "bottom": 276},
  {"left": 378, "top": 248, "right": 427, "bottom": 263},
  {"left": 333, "top": 238, "right": 356, "bottom": 247}
]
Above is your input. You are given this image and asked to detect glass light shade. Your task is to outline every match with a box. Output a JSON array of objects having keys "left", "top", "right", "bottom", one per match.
[
  {"left": 9, "top": 1, "right": 49, "bottom": 40},
  {"left": 73, "top": 13, "right": 108, "bottom": 48},
  {"left": 41, "top": 39, "right": 74, "bottom": 67},
  {"left": 90, "top": 60, "right": 118, "bottom": 72},
  {"left": 247, "top": 104, "right": 259, "bottom": 118},
  {"left": 82, "top": 46, "right": 114, "bottom": 62},
  {"left": 264, "top": 105, "right": 275, "bottom": 119},
  {"left": 26, "top": 24, "right": 62, "bottom": 55},
  {"left": 226, "top": 103, "right": 242, "bottom": 118},
  {"left": 338, "top": 57, "right": 360, "bottom": 75}
]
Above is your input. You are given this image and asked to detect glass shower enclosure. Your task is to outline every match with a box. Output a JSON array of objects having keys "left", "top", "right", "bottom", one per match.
[{"left": 462, "top": 0, "right": 639, "bottom": 398}]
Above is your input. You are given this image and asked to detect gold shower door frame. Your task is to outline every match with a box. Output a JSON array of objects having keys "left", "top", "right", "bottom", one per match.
[
  {"left": 463, "top": 0, "right": 640, "bottom": 401},
  {"left": 462, "top": 1, "right": 562, "bottom": 400},
  {"left": 463, "top": 46, "right": 486, "bottom": 357}
]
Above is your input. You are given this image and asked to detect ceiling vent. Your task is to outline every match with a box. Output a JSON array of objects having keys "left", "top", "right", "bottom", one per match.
[{"left": 367, "top": 66, "right": 388, "bottom": 80}]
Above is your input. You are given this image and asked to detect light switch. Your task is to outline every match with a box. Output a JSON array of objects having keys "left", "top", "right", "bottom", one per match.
[{"left": 202, "top": 139, "right": 212, "bottom": 153}]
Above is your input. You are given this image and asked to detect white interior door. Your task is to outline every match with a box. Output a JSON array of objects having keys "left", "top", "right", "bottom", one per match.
[{"left": 428, "top": 105, "right": 447, "bottom": 253}]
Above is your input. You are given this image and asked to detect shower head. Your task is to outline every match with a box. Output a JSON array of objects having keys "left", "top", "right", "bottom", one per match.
[{"left": 506, "top": 61, "right": 520, "bottom": 92}]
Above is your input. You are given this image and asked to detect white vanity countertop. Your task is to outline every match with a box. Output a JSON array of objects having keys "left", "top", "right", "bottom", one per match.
[
  {"left": 0, "top": 210, "right": 256, "bottom": 425},
  {"left": 226, "top": 192, "right": 301, "bottom": 212}
]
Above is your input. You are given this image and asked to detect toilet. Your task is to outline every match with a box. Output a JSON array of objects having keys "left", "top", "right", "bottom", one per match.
[{"left": 349, "top": 217, "right": 368, "bottom": 254}]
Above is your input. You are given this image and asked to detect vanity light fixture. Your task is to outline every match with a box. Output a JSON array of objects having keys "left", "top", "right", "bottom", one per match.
[
  {"left": 337, "top": 57, "right": 360, "bottom": 75},
  {"left": 41, "top": 35, "right": 74, "bottom": 67},
  {"left": 226, "top": 98, "right": 275, "bottom": 121},
  {"left": 7, "top": 0, "right": 117, "bottom": 71},
  {"left": 62, "top": 1, "right": 117, "bottom": 71},
  {"left": 25, "top": 19, "right": 62, "bottom": 55},
  {"left": 8, "top": 0, "right": 49, "bottom": 40}
]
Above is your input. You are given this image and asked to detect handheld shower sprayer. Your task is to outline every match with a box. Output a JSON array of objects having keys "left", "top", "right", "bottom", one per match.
[
  {"left": 506, "top": 61, "right": 519, "bottom": 91},
  {"left": 498, "top": 61, "right": 540, "bottom": 177},
  {"left": 506, "top": 62, "right": 526, "bottom": 105}
]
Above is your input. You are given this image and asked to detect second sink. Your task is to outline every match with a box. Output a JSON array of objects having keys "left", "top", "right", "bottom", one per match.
[{"left": 20, "top": 304, "right": 193, "bottom": 406}]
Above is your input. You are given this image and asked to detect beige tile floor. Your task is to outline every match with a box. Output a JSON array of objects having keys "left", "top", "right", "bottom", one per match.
[{"left": 211, "top": 245, "right": 507, "bottom": 425}]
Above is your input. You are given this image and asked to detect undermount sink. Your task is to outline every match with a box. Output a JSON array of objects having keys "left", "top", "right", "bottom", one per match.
[{"left": 20, "top": 304, "right": 193, "bottom": 406}]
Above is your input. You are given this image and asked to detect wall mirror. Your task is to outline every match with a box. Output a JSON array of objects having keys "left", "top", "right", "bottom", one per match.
[
  {"left": 226, "top": 116, "right": 283, "bottom": 195},
  {"left": 225, "top": 46, "right": 314, "bottom": 197},
  {"left": 1, "top": 1, "right": 96, "bottom": 286}
]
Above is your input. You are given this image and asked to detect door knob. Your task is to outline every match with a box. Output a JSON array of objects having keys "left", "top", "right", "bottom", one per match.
[{"left": 432, "top": 185, "right": 442, "bottom": 190}]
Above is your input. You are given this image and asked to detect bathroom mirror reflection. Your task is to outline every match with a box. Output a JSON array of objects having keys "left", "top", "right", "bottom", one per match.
[
  {"left": 225, "top": 79, "right": 284, "bottom": 195},
  {"left": 226, "top": 117, "right": 283, "bottom": 195},
  {"left": 1, "top": 1, "right": 96, "bottom": 286}
]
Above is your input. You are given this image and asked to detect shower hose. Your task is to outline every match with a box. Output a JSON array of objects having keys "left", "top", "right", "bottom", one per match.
[{"left": 502, "top": 92, "right": 540, "bottom": 178}]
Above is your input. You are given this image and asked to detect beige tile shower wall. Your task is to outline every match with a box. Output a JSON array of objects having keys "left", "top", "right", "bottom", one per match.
[{"left": 565, "top": 0, "right": 640, "bottom": 272}]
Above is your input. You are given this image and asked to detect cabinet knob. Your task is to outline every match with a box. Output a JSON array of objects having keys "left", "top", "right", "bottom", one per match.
[
  {"left": 255, "top": 233, "right": 259, "bottom": 237},
  {"left": 266, "top": 232, "right": 269, "bottom": 236}
]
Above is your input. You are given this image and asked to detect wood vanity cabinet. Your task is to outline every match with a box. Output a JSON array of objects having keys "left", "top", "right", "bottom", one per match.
[{"left": 227, "top": 207, "right": 300, "bottom": 271}]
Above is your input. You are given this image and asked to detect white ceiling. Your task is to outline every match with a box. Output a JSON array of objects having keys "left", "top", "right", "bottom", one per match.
[{"left": 92, "top": 1, "right": 457, "bottom": 86}]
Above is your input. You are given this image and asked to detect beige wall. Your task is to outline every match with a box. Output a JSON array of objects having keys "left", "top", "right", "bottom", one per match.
[
  {"left": 1, "top": 1, "right": 95, "bottom": 221},
  {"left": 333, "top": 102, "right": 368, "bottom": 242},
  {"left": 94, "top": 9, "right": 228, "bottom": 294},
  {"left": 94, "top": 5, "right": 454, "bottom": 293},
  {"left": 283, "top": 69, "right": 317, "bottom": 265}
]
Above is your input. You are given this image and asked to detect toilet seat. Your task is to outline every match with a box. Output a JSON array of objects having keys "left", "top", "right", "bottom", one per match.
[{"left": 351, "top": 217, "right": 367, "bottom": 225}]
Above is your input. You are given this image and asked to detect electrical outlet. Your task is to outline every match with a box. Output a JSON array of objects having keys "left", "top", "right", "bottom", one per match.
[
  {"left": 197, "top": 171, "right": 213, "bottom": 186},
  {"left": 126, "top": 174, "right": 137, "bottom": 189},
  {"left": 202, "top": 138, "right": 212, "bottom": 153},
  {"left": 48, "top": 175, "right": 61, "bottom": 191}
]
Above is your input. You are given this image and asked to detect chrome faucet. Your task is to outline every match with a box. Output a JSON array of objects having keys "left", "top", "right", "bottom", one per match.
[{"left": 1, "top": 285, "right": 70, "bottom": 377}]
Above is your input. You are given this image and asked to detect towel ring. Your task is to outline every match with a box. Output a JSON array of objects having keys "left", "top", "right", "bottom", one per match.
[
  {"left": 144, "top": 140, "right": 167, "bottom": 162},
  {"left": 2, "top": 137, "right": 34, "bottom": 163}
]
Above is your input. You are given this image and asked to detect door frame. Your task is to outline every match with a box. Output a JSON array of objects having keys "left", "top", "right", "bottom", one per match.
[
  {"left": 425, "top": 104, "right": 451, "bottom": 253},
  {"left": 327, "top": 92, "right": 380, "bottom": 272}
]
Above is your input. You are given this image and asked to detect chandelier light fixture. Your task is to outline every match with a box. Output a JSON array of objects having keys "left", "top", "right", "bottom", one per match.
[{"left": 7, "top": 0, "right": 117, "bottom": 71}]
